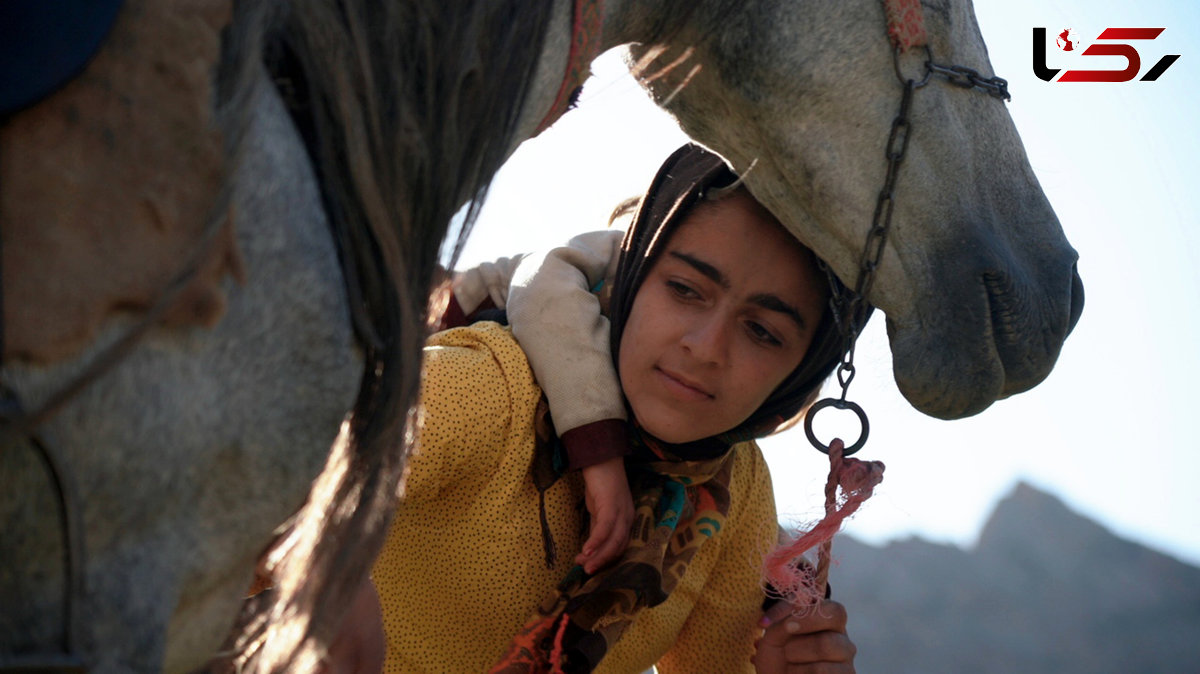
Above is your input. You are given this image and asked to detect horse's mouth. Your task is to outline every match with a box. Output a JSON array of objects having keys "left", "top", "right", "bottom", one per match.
[
  {"left": 986, "top": 261, "right": 1085, "bottom": 400},
  {"left": 888, "top": 259, "right": 1084, "bottom": 420}
]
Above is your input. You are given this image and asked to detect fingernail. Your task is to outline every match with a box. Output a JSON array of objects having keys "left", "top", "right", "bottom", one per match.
[{"left": 758, "top": 615, "right": 773, "bottom": 628}]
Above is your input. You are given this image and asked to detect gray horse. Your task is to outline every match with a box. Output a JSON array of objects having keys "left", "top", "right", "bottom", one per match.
[{"left": 0, "top": 0, "right": 1082, "bottom": 671}]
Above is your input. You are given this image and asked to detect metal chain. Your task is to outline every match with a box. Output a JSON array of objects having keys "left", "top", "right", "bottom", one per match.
[
  {"left": 803, "top": 79, "right": 914, "bottom": 458},
  {"left": 834, "top": 78, "right": 915, "bottom": 403},
  {"left": 807, "top": 51, "right": 1011, "bottom": 457},
  {"left": 926, "top": 62, "right": 1011, "bottom": 101}
]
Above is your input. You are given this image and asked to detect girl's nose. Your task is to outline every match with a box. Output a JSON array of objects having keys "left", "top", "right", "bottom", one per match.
[{"left": 679, "top": 314, "right": 729, "bottom": 366}]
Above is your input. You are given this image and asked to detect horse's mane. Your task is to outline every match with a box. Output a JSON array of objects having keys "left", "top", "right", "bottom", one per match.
[{"left": 211, "top": 0, "right": 553, "bottom": 670}]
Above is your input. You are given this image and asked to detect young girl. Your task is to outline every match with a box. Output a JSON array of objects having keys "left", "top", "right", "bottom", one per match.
[{"left": 363, "top": 144, "right": 854, "bottom": 673}]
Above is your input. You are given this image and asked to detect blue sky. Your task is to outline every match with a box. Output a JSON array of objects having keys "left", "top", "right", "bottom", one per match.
[{"left": 460, "top": 1, "right": 1200, "bottom": 564}]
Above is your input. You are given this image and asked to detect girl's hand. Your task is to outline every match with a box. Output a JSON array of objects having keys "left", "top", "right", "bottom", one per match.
[
  {"left": 753, "top": 600, "right": 856, "bottom": 674},
  {"left": 576, "top": 457, "right": 635, "bottom": 574}
]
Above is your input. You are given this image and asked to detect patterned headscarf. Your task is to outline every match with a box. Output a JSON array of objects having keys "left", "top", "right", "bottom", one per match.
[
  {"left": 609, "top": 144, "right": 850, "bottom": 436},
  {"left": 493, "top": 144, "right": 850, "bottom": 673}
]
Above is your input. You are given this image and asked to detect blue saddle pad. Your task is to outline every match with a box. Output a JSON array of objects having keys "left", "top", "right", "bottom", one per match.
[{"left": 0, "top": 0, "right": 125, "bottom": 116}]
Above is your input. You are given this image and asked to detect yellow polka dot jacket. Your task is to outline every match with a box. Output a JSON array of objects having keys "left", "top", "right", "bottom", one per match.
[{"left": 373, "top": 323, "right": 778, "bottom": 673}]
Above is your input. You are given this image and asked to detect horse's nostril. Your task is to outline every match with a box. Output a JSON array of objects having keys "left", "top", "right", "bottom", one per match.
[{"left": 1067, "top": 263, "right": 1085, "bottom": 334}]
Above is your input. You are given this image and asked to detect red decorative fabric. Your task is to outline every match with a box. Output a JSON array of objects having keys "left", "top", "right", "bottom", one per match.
[
  {"left": 883, "top": 0, "right": 927, "bottom": 51},
  {"left": 534, "top": 0, "right": 604, "bottom": 135}
]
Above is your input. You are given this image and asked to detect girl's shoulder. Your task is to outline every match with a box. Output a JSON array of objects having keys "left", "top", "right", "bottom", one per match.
[
  {"left": 406, "top": 322, "right": 544, "bottom": 501},
  {"left": 427, "top": 318, "right": 517, "bottom": 349},
  {"left": 729, "top": 440, "right": 772, "bottom": 489},
  {"left": 423, "top": 321, "right": 540, "bottom": 420},
  {"left": 724, "top": 440, "right": 776, "bottom": 525},
  {"left": 426, "top": 321, "right": 531, "bottom": 379}
]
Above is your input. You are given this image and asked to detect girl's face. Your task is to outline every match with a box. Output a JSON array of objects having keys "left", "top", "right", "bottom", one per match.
[{"left": 618, "top": 191, "right": 827, "bottom": 444}]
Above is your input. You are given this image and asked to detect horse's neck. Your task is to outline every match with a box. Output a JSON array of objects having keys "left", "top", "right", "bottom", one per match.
[
  {"left": 507, "top": 0, "right": 699, "bottom": 157},
  {"left": 599, "top": 0, "right": 731, "bottom": 51},
  {"left": 507, "top": 0, "right": 574, "bottom": 153},
  {"left": 599, "top": 0, "right": 663, "bottom": 50}
]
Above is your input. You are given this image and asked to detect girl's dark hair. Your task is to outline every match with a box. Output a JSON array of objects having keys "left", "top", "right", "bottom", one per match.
[{"left": 608, "top": 144, "right": 857, "bottom": 437}]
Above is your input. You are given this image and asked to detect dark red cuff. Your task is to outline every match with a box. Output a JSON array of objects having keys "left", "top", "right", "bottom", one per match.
[
  {"left": 434, "top": 293, "right": 468, "bottom": 332},
  {"left": 561, "top": 419, "right": 629, "bottom": 471},
  {"left": 434, "top": 294, "right": 498, "bottom": 332}
]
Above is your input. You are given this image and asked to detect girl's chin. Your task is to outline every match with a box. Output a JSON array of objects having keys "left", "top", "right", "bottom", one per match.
[{"left": 635, "top": 416, "right": 708, "bottom": 445}]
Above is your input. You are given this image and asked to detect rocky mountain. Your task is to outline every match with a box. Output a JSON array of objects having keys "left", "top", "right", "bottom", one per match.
[{"left": 828, "top": 482, "right": 1200, "bottom": 673}]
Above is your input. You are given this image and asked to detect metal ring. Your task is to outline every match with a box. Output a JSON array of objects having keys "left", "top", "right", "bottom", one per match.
[
  {"left": 892, "top": 45, "right": 933, "bottom": 88},
  {"left": 803, "top": 397, "right": 870, "bottom": 456}
]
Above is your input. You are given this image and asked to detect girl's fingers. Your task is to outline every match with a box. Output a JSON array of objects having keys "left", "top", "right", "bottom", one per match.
[
  {"left": 579, "top": 511, "right": 615, "bottom": 560},
  {"left": 756, "top": 602, "right": 855, "bottom": 673},
  {"left": 761, "top": 601, "right": 847, "bottom": 634},
  {"left": 782, "top": 631, "right": 856, "bottom": 664},
  {"left": 577, "top": 508, "right": 634, "bottom": 573},
  {"left": 587, "top": 519, "right": 631, "bottom": 572},
  {"left": 781, "top": 663, "right": 855, "bottom": 674},
  {"left": 760, "top": 599, "right": 794, "bottom": 628}
]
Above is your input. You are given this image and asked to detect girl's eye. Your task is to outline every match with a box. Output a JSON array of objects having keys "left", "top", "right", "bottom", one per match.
[
  {"left": 746, "top": 321, "right": 782, "bottom": 347},
  {"left": 666, "top": 280, "right": 700, "bottom": 299}
]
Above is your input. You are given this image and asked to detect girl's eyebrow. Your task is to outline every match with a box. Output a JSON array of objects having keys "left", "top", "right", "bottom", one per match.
[
  {"left": 747, "top": 293, "right": 808, "bottom": 331},
  {"left": 668, "top": 250, "right": 808, "bottom": 331},
  {"left": 669, "top": 250, "right": 729, "bottom": 289}
]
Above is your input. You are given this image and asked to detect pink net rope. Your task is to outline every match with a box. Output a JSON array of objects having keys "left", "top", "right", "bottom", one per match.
[{"left": 762, "top": 438, "right": 885, "bottom": 610}]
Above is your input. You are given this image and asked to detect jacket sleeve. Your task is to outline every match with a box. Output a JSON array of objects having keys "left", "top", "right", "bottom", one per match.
[
  {"left": 655, "top": 445, "right": 777, "bottom": 674},
  {"left": 506, "top": 229, "right": 626, "bottom": 440},
  {"left": 400, "top": 329, "right": 514, "bottom": 502}
]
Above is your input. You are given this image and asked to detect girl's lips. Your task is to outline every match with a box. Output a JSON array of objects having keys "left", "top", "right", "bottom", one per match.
[{"left": 654, "top": 366, "right": 714, "bottom": 401}]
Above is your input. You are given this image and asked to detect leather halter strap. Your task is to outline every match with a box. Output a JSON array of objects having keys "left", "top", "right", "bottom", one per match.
[
  {"left": 533, "top": 0, "right": 604, "bottom": 135},
  {"left": 883, "top": 0, "right": 928, "bottom": 51},
  {"left": 0, "top": 391, "right": 88, "bottom": 673}
]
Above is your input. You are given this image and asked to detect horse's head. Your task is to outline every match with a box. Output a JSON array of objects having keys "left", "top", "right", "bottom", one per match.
[{"left": 619, "top": 0, "right": 1083, "bottom": 419}]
